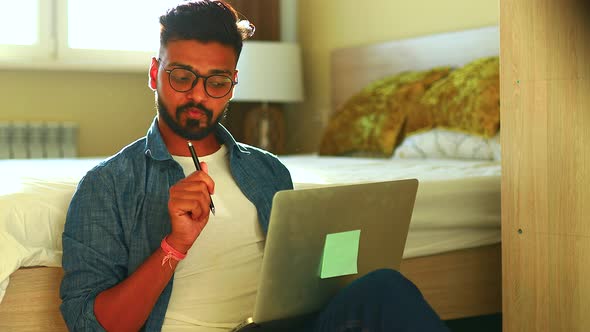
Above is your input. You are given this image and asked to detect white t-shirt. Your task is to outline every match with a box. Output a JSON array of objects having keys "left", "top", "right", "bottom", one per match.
[{"left": 162, "top": 145, "right": 264, "bottom": 331}]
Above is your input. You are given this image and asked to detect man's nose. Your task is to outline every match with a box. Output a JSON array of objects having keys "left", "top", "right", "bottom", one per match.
[{"left": 188, "top": 77, "right": 208, "bottom": 101}]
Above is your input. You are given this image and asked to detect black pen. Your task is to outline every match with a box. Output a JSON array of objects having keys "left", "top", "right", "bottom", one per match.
[{"left": 187, "top": 141, "right": 216, "bottom": 216}]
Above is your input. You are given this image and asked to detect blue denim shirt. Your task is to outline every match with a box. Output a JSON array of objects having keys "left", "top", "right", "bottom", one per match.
[{"left": 60, "top": 118, "right": 293, "bottom": 331}]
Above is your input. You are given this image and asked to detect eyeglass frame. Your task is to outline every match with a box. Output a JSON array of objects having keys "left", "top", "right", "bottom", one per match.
[{"left": 159, "top": 61, "right": 238, "bottom": 99}]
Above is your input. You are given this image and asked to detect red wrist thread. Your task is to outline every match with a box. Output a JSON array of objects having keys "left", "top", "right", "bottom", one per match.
[{"left": 160, "top": 236, "right": 187, "bottom": 268}]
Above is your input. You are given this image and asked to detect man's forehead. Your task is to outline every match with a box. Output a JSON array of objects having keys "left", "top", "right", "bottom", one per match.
[{"left": 160, "top": 50, "right": 237, "bottom": 75}]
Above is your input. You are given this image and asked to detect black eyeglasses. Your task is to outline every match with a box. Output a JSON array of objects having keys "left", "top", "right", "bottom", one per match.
[{"left": 164, "top": 67, "right": 238, "bottom": 98}]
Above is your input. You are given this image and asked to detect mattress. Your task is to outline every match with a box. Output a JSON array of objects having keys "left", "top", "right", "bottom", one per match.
[
  {"left": 0, "top": 156, "right": 501, "bottom": 303},
  {"left": 279, "top": 155, "right": 502, "bottom": 258}
]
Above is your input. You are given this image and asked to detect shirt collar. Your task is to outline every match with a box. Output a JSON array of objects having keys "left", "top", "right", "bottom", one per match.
[{"left": 144, "top": 116, "right": 250, "bottom": 161}]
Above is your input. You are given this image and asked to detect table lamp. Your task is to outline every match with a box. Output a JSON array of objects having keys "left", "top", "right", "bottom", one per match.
[{"left": 232, "top": 41, "right": 304, "bottom": 153}]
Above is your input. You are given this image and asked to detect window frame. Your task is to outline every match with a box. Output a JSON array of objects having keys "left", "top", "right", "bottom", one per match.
[{"left": 54, "top": 0, "right": 158, "bottom": 71}]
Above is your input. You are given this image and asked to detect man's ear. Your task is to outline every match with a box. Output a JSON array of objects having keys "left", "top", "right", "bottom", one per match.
[{"left": 148, "top": 57, "right": 159, "bottom": 91}]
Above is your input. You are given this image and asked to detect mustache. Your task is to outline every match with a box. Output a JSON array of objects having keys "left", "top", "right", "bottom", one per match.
[{"left": 177, "top": 102, "right": 213, "bottom": 118}]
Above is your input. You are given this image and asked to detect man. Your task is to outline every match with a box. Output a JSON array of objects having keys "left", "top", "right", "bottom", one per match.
[{"left": 60, "top": 1, "right": 450, "bottom": 331}]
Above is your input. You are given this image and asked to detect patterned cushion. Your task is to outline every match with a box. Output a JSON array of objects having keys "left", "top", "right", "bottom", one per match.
[
  {"left": 420, "top": 56, "right": 500, "bottom": 137},
  {"left": 318, "top": 67, "right": 451, "bottom": 157}
]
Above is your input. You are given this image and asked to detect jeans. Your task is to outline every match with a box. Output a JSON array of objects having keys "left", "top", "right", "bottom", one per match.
[{"left": 295, "top": 269, "right": 450, "bottom": 332}]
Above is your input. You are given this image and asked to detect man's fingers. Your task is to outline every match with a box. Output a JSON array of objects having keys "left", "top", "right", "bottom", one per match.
[
  {"left": 183, "top": 170, "right": 215, "bottom": 195},
  {"left": 171, "top": 188, "right": 211, "bottom": 211},
  {"left": 171, "top": 181, "right": 211, "bottom": 195}
]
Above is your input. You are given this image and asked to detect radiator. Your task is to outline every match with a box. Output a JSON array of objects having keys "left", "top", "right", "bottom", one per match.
[{"left": 0, "top": 121, "right": 78, "bottom": 159}]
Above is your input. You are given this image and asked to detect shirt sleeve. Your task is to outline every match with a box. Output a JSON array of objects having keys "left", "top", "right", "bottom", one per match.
[
  {"left": 272, "top": 155, "right": 294, "bottom": 191},
  {"left": 59, "top": 168, "right": 128, "bottom": 331}
]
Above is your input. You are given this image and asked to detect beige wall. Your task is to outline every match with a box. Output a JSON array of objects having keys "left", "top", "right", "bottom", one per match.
[
  {"left": 288, "top": 0, "right": 499, "bottom": 153},
  {"left": 0, "top": 69, "right": 155, "bottom": 157},
  {"left": 0, "top": 0, "right": 498, "bottom": 156}
]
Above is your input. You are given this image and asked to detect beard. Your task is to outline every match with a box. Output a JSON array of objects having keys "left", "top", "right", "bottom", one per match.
[{"left": 156, "top": 97, "right": 228, "bottom": 141}]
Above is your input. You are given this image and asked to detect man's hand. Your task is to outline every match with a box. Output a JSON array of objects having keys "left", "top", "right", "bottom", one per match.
[{"left": 167, "top": 162, "right": 214, "bottom": 253}]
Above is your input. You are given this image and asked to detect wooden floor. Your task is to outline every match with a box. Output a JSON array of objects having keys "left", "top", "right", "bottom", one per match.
[{"left": 445, "top": 313, "right": 502, "bottom": 332}]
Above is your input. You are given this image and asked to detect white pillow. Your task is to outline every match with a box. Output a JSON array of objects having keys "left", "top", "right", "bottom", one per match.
[
  {"left": 0, "top": 178, "right": 79, "bottom": 303},
  {"left": 393, "top": 128, "right": 501, "bottom": 161},
  {"left": 0, "top": 158, "right": 102, "bottom": 303}
]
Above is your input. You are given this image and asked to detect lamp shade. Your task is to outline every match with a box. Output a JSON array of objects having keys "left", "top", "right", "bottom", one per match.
[{"left": 232, "top": 41, "right": 304, "bottom": 103}]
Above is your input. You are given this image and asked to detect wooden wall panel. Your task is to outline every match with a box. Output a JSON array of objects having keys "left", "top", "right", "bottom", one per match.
[
  {"left": 501, "top": 0, "right": 590, "bottom": 330},
  {"left": 228, "top": 0, "right": 280, "bottom": 41},
  {"left": 223, "top": 0, "right": 283, "bottom": 151}
]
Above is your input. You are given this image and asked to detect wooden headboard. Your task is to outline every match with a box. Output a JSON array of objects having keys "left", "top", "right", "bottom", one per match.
[{"left": 330, "top": 26, "right": 499, "bottom": 111}]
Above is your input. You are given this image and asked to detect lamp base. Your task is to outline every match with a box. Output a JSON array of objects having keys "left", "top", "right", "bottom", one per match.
[{"left": 243, "top": 103, "right": 285, "bottom": 154}]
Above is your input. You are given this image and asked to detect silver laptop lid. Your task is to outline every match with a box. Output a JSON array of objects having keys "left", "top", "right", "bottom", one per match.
[{"left": 252, "top": 179, "right": 418, "bottom": 324}]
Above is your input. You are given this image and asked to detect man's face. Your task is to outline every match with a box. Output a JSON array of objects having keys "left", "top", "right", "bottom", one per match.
[{"left": 150, "top": 40, "right": 238, "bottom": 140}]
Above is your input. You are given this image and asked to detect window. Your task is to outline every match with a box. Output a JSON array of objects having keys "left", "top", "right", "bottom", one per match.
[
  {"left": 0, "top": 0, "right": 39, "bottom": 45},
  {"left": 0, "top": 0, "right": 53, "bottom": 63},
  {"left": 0, "top": 0, "right": 179, "bottom": 72}
]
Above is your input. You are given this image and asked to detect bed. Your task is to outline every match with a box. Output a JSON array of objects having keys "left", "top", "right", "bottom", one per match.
[
  {"left": 0, "top": 26, "right": 501, "bottom": 331},
  {"left": 314, "top": 24, "right": 501, "bottom": 320}
]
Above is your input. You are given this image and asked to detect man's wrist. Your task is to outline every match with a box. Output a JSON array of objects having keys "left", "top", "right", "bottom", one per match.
[{"left": 164, "top": 234, "right": 191, "bottom": 254}]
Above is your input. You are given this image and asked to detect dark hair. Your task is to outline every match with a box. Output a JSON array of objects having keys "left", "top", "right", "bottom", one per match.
[{"left": 159, "top": 0, "right": 255, "bottom": 60}]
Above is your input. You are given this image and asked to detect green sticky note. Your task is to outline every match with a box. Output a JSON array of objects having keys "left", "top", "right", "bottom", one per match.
[{"left": 320, "top": 230, "right": 361, "bottom": 279}]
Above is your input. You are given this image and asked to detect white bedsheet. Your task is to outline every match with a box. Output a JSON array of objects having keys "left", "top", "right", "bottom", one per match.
[
  {"left": 0, "top": 156, "right": 501, "bottom": 303},
  {"left": 282, "top": 155, "right": 501, "bottom": 228},
  {"left": 279, "top": 155, "right": 501, "bottom": 258}
]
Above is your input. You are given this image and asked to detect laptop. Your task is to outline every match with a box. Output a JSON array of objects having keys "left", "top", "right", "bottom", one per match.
[{"left": 232, "top": 179, "right": 419, "bottom": 331}]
